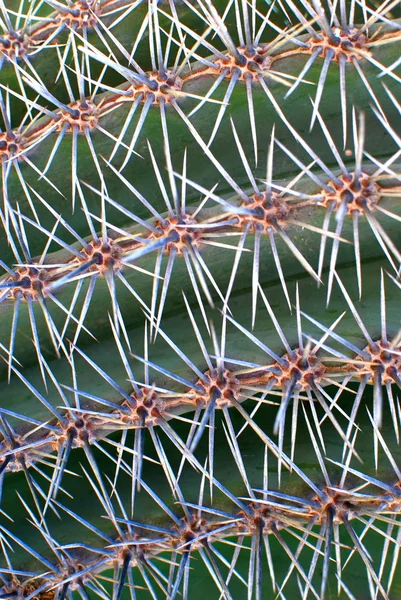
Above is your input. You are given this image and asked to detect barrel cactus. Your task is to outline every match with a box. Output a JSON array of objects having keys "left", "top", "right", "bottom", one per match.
[{"left": 1, "top": 0, "right": 401, "bottom": 598}]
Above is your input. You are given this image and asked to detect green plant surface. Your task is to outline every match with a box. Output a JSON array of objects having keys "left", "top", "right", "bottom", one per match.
[
  {"left": 1, "top": 259, "right": 401, "bottom": 599},
  {"left": 1, "top": 19, "right": 400, "bottom": 263},
  {"left": 1, "top": 1, "right": 401, "bottom": 599}
]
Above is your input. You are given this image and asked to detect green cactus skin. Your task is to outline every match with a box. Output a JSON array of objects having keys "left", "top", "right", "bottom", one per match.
[{"left": 1, "top": 1, "right": 401, "bottom": 599}]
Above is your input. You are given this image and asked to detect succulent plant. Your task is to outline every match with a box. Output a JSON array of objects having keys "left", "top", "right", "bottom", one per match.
[{"left": 1, "top": 0, "right": 401, "bottom": 598}]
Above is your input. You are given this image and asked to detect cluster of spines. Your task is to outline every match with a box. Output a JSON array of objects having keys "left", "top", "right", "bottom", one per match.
[
  {"left": 1, "top": 0, "right": 400, "bottom": 305},
  {"left": 1, "top": 1, "right": 401, "bottom": 598},
  {"left": 2, "top": 447, "right": 401, "bottom": 600},
  {"left": 1, "top": 109, "right": 401, "bottom": 359},
  {"left": 1, "top": 0, "right": 401, "bottom": 184},
  {"left": 1, "top": 270, "right": 401, "bottom": 499}
]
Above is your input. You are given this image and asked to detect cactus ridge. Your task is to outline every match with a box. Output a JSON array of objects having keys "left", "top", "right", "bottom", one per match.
[
  {"left": 2, "top": 448, "right": 401, "bottom": 600},
  {"left": 1, "top": 0, "right": 400, "bottom": 203},
  {"left": 1, "top": 0, "right": 401, "bottom": 598},
  {"left": 2, "top": 271, "right": 401, "bottom": 499},
  {"left": 2, "top": 108, "right": 401, "bottom": 362}
]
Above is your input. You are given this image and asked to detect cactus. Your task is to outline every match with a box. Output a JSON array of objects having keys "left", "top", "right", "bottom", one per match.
[{"left": 1, "top": 0, "right": 401, "bottom": 598}]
